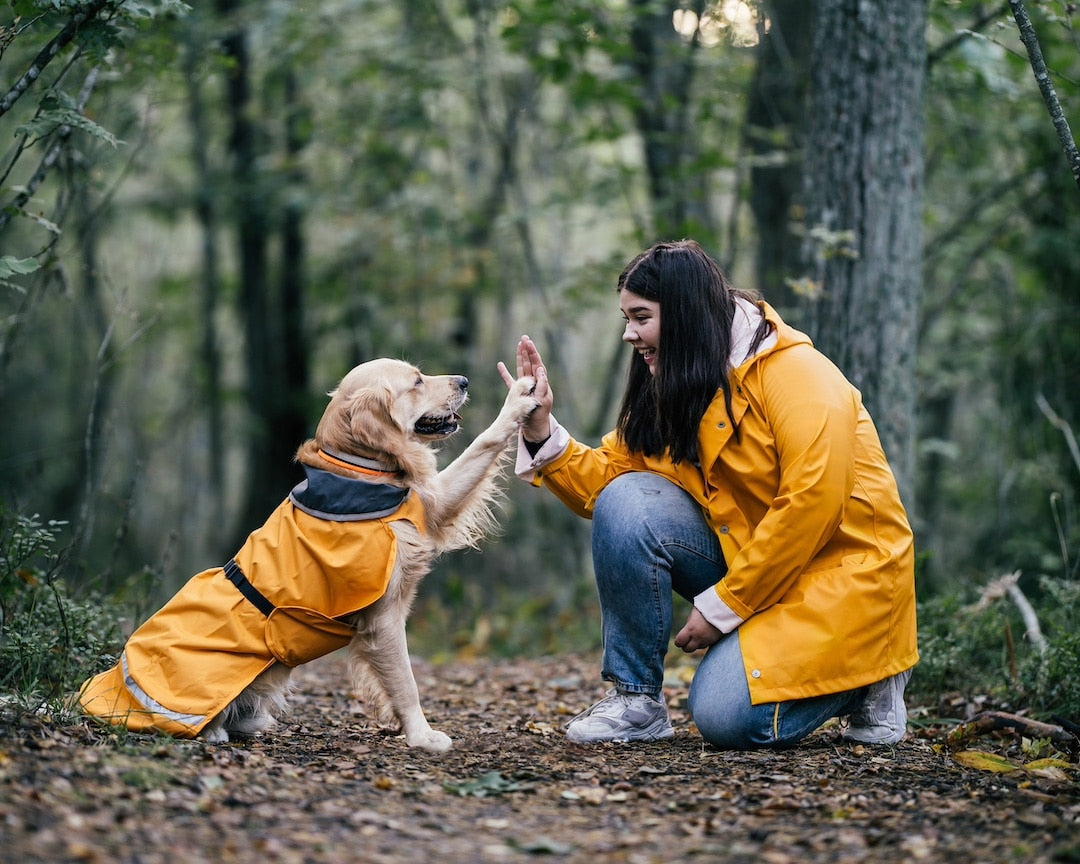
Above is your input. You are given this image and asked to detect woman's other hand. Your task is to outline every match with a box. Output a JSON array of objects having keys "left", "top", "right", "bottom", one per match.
[{"left": 674, "top": 607, "right": 723, "bottom": 653}]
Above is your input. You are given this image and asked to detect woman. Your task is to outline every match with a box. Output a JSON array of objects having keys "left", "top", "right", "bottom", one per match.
[{"left": 497, "top": 239, "right": 917, "bottom": 748}]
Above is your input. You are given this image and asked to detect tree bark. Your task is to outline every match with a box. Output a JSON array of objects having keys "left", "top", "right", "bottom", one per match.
[
  {"left": 217, "top": 3, "right": 279, "bottom": 541},
  {"left": 182, "top": 15, "right": 226, "bottom": 549},
  {"left": 276, "top": 68, "right": 311, "bottom": 470},
  {"left": 745, "top": 0, "right": 814, "bottom": 310},
  {"left": 628, "top": 0, "right": 711, "bottom": 239},
  {"left": 796, "top": 0, "right": 926, "bottom": 511}
]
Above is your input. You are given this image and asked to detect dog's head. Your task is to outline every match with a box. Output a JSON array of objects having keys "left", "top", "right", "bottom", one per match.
[{"left": 313, "top": 359, "right": 469, "bottom": 473}]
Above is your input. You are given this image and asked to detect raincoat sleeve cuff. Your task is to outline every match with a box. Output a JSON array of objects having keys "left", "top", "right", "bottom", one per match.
[
  {"left": 515, "top": 416, "right": 570, "bottom": 482},
  {"left": 694, "top": 585, "right": 744, "bottom": 634}
]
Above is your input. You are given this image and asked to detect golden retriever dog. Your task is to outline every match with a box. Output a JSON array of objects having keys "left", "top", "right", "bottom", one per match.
[{"left": 79, "top": 359, "right": 538, "bottom": 753}]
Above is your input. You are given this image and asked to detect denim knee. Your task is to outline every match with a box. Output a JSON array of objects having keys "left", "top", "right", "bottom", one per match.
[
  {"left": 593, "top": 473, "right": 663, "bottom": 534},
  {"left": 688, "top": 675, "right": 776, "bottom": 749},
  {"left": 689, "top": 692, "right": 791, "bottom": 749},
  {"left": 689, "top": 668, "right": 861, "bottom": 750}
]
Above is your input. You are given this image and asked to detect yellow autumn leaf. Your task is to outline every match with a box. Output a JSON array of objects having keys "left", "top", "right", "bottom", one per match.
[
  {"left": 1024, "top": 758, "right": 1076, "bottom": 781},
  {"left": 1024, "top": 757, "right": 1075, "bottom": 772},
  {"left": 952, "top": 750, "right": 1019, "bottom": 773},
  {"left": 16, "top": 568, "right": 39, "bottom": 586}
]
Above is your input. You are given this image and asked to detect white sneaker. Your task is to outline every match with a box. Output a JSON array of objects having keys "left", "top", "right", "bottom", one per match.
[
  {"left": 565, "top": 689, "right": 674, "bottom": 743},
  {"left": 842, "top": 669, "right": 912, "bottom": 745}
]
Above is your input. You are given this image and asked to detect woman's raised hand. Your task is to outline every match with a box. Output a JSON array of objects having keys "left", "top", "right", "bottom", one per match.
[{"left": 498, "top": 335, "right": 553, "bottom": 443}]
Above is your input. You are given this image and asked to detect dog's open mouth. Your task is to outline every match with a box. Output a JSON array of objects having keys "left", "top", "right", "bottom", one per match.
[{"left": 414, "top": 412, "right": 461, "bottom": 437}]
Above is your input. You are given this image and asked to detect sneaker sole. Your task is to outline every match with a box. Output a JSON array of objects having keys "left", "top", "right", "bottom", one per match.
[
  {"left": 841, "top": 726, "right": 905, "bottom": 745},
  {"left": 566, "top": 723, "right": 674, "bottom": 744}
]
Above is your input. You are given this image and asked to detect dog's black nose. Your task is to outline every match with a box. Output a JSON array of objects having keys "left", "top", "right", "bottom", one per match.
[{"left": 455, "top": 376, "right": 468, "bottom": 392}]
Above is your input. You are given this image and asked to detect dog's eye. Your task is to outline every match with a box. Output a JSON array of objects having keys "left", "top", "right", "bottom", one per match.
[{"left": 414, "top": 377, "right": 423, "bottom": 389}]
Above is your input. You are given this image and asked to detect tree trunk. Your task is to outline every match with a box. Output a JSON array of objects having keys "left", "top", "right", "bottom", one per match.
[
  {"left": 276, "top": 68, "right": 311, "bottom": 470},
  {"left": 628, "top": 0, "right": 711, "bottom": 239},
  {"left": 745, "top": 0, "right": 814, "bottom": 311},
  {"left": 796, "top": 0, "right": 926, "bottom": 511},
  {"left": 183, "top": 14, "right": 226, "bottom": 552},
  {"left": 218, "top": 7, "right": 278, "bottom": 541}
]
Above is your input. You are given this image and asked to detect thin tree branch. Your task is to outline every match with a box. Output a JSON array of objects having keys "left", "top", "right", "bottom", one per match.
[
  {"left": 928, "top": 2, "right": 1009, "bottom": 68},
  {"left": 967, "top": 570, "right": 1047, "bottom": 655},
  {"left": 1009, "top": 0, "right": 1080, "bottom": 190},
  {"left": 1036, "top": 392, "right": 1080, "bottom": 479},
  {"left": 0, "top": 66, "right": 99, "bottom": 235},
  {"left": 0, "top": 0, "right": 112, "bottom": 120},
  {"left": 950, "top": 711, "right": 1076, "bottom": 749},
  {"left": 0, "top": 40, "right": 84, "bottom": 191}
]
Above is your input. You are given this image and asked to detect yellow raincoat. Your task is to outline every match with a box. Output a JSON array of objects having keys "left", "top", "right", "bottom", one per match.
[
  {"left": 529, "top": 302, "right": 917, "bottom": 704},
  {"left": 79, "top": 463, "right": 425, "bottom": 737}
]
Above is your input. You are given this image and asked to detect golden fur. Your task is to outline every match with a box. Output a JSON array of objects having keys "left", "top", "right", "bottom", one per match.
[{"left": 203, "top": 358, "right": 537, "bottom": 752}]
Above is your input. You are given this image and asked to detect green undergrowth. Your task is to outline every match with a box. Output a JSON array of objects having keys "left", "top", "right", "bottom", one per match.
[
  {"left": 0, "top": 508, "right": 126, "bottom": 717},
  {"left": 911, "top": 575, "right": 1080, "bottom": 723}
]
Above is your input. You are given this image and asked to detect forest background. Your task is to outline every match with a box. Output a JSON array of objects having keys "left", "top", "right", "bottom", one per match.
[{"left": 1, "top": 0, "right": 1078, "bottom": 725}]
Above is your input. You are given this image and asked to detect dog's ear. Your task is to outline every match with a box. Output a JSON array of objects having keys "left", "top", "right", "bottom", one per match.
[{"left": 346, "top": 383, "right": 403, "bottom": 455}]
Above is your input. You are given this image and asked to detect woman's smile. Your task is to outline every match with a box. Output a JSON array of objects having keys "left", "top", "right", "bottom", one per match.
[{"left": 620, "top": 289, "right": 661, "bottom": 376}]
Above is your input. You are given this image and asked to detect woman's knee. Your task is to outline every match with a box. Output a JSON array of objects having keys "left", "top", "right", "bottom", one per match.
[
  {"left": 595, "top": 472, "right": 663, "bottom": 522},
  {"left": 594, "top": 472, "right": 703, "bottom": 541},
  {"left": 689, "top": 677, "right": 837, "bottom": 750},
  {"left": 592, "top": 474, "right": 667, "bottom": 556},
  {"left": 690, "top": 700, "right": 792, "bottom": 750},
  {"left": 689, "top": 681, "right": 765, "bottom": 749},
  {"left": 687, "top": 633, "right": 791, "bottom": 750}
]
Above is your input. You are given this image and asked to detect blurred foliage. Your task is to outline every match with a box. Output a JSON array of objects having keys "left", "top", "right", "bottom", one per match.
[{"left": 917, "top": 0, "right": 1080, "bottom": 591}]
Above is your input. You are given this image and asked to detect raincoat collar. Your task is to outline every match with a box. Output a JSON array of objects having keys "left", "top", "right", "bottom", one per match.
[
  {"left": 289, "top": 464, "right": 410, "bottom": 522},
  {"left": 696, "top": 300, "right": 808, "bottom": 473}
]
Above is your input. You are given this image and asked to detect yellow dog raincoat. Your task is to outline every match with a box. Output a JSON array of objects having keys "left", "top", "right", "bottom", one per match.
[{"left": 79, "top": 457, "right": 424, "bottom": 737}]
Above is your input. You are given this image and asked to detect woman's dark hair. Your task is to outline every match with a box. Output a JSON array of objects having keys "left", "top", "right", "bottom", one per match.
[{"left": 615, "top": 239, "right": 771, "bottom": 464}]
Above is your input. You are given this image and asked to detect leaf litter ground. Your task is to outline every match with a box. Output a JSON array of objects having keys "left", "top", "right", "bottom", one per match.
[{"left": 2, "top": 652, "right": 1078, "bottom": 863}]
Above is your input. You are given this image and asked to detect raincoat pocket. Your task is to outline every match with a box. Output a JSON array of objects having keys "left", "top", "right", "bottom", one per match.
[{"left": 265, "top": 606, "right": 356, "bottom": 666}]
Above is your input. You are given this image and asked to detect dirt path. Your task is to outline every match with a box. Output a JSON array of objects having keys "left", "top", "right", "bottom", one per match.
[{"left": 2, "top": 652, "right": 1078, "bottom": 863}]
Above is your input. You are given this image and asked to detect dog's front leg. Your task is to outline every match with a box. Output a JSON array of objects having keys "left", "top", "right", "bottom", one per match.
[
  {"left": 429, "top": 376, "right": 538, "bottom": 520},
  {"left": 350, "top": 616, "right": 451, "bottom": 754}
]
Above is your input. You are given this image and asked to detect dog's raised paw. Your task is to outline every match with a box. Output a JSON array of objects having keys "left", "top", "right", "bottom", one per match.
[{"left": 503, "top": 376, "right": 539, "bottom": 423}]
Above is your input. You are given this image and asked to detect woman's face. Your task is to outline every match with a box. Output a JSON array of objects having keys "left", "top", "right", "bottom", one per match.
[{"left": 620, "top": 289, "right": 661, "bottom": 376}]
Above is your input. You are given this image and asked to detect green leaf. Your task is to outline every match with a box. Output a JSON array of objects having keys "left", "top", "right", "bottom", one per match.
[
  {"left": 443, "top": 770, "right": 534, "bottom": 797},
  {"left": 16, "top": 93, "right": 122, "bottom": 147},
  {"left": 0, "top": 256, "right": 40, "bottom": 278}
]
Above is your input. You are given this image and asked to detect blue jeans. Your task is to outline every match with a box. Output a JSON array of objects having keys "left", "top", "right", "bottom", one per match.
[{"left": 591, "top": 472, "right": 864, "bottom": 749}]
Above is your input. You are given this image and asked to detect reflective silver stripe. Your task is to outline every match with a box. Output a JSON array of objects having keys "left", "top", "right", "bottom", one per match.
[{"left": 121, "top": 651, "right": 206, "bottom": 727}]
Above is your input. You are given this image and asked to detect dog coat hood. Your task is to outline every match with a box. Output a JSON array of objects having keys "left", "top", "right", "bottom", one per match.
[{"left": 78, "top": 466, "right": 425, "bottom": 738}]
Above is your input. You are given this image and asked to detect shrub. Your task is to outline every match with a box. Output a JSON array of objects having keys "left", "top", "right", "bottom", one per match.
[
  {"left": 0, "top": 508, "right": 124, "bottom": 712},
  {"left": 913, "top": 574, "right": 1080, "bottom": 722}
]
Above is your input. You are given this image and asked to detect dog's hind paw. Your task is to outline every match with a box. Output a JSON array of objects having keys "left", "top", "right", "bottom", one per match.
[
  {"left": 201, "top": 725, "right": 229, "bottom": 744},
  {"left": 406, "top": 728, "right": 453, "bottom": 753}
]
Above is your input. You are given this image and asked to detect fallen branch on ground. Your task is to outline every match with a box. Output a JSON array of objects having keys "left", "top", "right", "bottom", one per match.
[{"left": 948, "top": 710, "right": 1078, "bottom": 751}]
